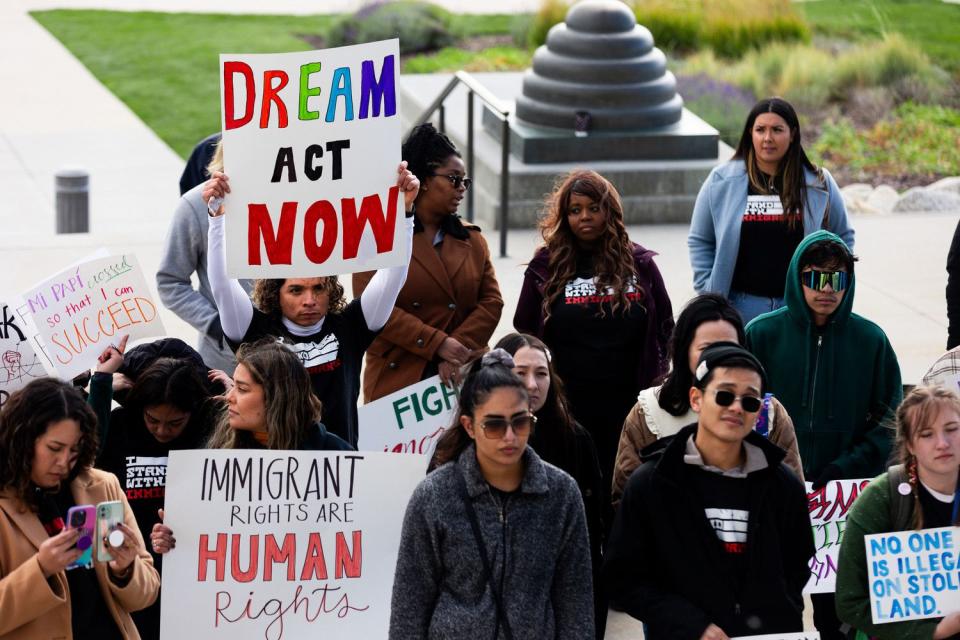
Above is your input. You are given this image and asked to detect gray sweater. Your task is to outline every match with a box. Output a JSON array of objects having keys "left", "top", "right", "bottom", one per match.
[
  {"left": 155, "top": 184, "right": 252, "bottom": 373},
  {"left": 390, "top": 444, "right": 594, "bottom": 639}
]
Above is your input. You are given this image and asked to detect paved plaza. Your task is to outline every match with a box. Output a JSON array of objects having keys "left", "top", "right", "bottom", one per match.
[{"left": 0, "top": 2, "right": 958, "bottom": 637}]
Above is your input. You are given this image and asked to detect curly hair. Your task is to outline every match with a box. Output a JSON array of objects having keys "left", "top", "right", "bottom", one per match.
[
  {"left": 206, "top": 338, "right": 322, "bottom": 451},
  {"left": 894, "top": 385, "right": 960, "bottom": 530},
  {"left": 538, "top": 170, "right": 639, "bottom": 321},
  {"left": 251, "top": 278, "right": 346, "bottom": 316},
  {"left": 0, "top": 378, "right": 99, "bottom": 510}
]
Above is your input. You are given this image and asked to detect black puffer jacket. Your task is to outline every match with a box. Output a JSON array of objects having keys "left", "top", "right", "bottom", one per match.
[{"left": 604, "top": 424, "right": 814, "bottom": 639}]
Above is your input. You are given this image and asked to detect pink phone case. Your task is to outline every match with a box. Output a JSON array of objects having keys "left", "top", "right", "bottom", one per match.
[{"left": 66, "top": 505, "right": 95, "bottom": 570}]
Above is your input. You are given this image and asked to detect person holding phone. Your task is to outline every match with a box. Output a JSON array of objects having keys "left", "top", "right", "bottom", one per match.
[{"left": 0, "top": 378, "right": 159, "bottom": 639}]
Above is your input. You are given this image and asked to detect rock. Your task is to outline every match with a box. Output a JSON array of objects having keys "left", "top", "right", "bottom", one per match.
[
  {"left": 841, "top": 183, "right": 875, "bottom": 214},
  {"left": 892, "top": 187, "right": 960, "bottom": 213},
  {"left": 865, "top": 184, "right": 899, "bottom": 214},
  {"left": 929, "top": 176, "right": 960, "bottom": 196}
]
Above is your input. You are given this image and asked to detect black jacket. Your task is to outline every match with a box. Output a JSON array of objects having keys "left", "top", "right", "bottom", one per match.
[
  {"left": 947, "top": 218, "right": 960, "bottom": 349},
  {"left": 603, "top": 424, "right": 814, "bottom": 639}
]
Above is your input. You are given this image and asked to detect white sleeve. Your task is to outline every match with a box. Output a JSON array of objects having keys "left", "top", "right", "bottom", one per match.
[
  {"left": 207, "top": 214, "right": 254, "bottom": 342},
  {"left": 359, "top": 216, "right": 415, "bottom": 332}
]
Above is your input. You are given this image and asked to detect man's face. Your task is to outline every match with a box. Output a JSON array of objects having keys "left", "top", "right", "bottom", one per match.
[
  {"left": 690, "top": 366, "right": 763, "bottom": 445},
  {"left": 801, "top": 262, "right": 848, "bottom": 325}
]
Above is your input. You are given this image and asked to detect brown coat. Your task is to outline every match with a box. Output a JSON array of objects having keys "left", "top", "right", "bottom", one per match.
[
  {"left": 0, "top": 468, "right": 159, "bottom": 639},
  {"left": 353, "top": 226, "right": 503, "bottom": 401},
  {"left": 611, "top": 387, "right": 804, "bottom": 508}
]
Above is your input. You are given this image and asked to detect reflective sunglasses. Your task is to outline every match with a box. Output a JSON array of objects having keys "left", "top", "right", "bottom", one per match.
[
  {"left": 801, "top": 269, "right": 849, "bottom": 292},
  {"left": 478, "top": 414, "right": 537, "bottom": 439},
  {"left": 430, "top": 173, "right": 472, "bottom": 190},
  {"left": 712, "top": 389, "right": 762, "bottom": 413}
]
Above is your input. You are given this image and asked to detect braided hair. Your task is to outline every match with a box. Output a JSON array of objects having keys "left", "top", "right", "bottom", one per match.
[{"left": 402, "top": 123, "right": 460, "bottom": 184}]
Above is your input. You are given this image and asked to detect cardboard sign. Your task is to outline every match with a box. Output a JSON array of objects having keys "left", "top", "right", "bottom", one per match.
[
  {"left": 17, "top": 254, "right": 165, "bottom": 380},
  {"left": 732, "top": 634, "right": 821, "bottom": 640},
  {"left": 220, "top": 40, "right": 405, "bottom": 278},
  {"left": 866, "top": 526, "right": 960, "bottom": 624},
  {"left": 804, "top": 478, "right": 871, "bottom": 593},
  {"left": 160, "top": 450, "right": 425, "bottom": 639},
  {"left": 0, "top": 302, "right": 50, "bottom": 406},
  {"left": 357, "top": 375, "right": 457, "bottom": 462}
]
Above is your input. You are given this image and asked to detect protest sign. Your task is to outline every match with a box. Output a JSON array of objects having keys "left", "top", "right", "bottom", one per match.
[
  {"left": 357, "top": 374, "right": 457, "bottom": 461},
  {"left": 732, "top": 634, "right": 821, "bottom": 640},
  {"left": 866, "top": 526, "right": 960, "bottom": 624},
  {"left": 160, "top": 450, "right": 425, "bottom": 639},
  {"left": 0, "top": 302, "right": 50, "bottom": 407},
  {"left": 220, "top": 39, "right": 406, "bottom": 278},
  {"left": 16, "top": 254, "right": 165, "bottom": 380},
  {"left": 804, "top": 478, "right": 871, "bottom": 593}
]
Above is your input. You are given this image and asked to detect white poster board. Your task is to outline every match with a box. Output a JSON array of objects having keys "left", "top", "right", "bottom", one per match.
[
  {"left": 866, "top": 526, "right": 960, "bottom": 623},
  {"left": 17, "top": 254, "right": 165, "bottom": 380},
  {"left": 0, "top": 302, "right": 51, "bottom": 406},
  {"left": 160, "top": 450, "right": 425, "bottom": 639},
  {"left": 804, "top": 478, "right": 871, "bottom": 593},
  {"left": 221, "top": 39, "right": 405, "bottom": 278},
  {"left": 357, "top": 374, "right": 457, "bottom": 462}
]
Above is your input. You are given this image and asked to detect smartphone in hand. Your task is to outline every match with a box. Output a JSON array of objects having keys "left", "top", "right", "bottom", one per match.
[
  {"left": 96, "top": 500, "right": 124, "bottom": 563},
  {"left": 66, "top": 504, "right": 95, "bottom": 570}
]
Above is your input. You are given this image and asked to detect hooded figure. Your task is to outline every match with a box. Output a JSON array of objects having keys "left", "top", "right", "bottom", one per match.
[{"left": 745, "top": 230, "right": 902, "bottom": 485}]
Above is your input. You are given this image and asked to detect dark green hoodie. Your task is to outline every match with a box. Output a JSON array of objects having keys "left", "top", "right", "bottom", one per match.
[{"left": 745, "top": 230, "right": 901, "bottom": 480}]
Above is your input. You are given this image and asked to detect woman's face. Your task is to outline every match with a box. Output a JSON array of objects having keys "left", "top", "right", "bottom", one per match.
[
  {"left": 143, "top": 404, "right": 191, "bottom": 444},
  {"left": 512, "top": 346, "right": 550, "bottom": 414},
  {"left": 31, "top": 419, "right": 82, "bottom": 489},
  {"left": 751, "top": 112, "right": 793, "bottom": 172},
  {"left": 687, "top": 320, "right": 741, "bottom": 374},
  {"left": 462, "top": 387, "right": 531, "bottom": 471},
  {"left": 417, "top": 155, "right": 466, "bottom": 216},
  {"left": 226, "top": 364, "right": 267, "bottom": 433},
  {"left": 566, "top": 193, "right": 607, "bottom": 246},
  {"left": 908, "top": 405, "right": 960, "bottom": 483}
]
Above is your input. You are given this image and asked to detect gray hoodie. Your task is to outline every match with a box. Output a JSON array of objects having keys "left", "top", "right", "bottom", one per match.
[
  {"left": 156, "top": 184, "right": 252, "bottom": 373},
  {"left": 390, "top": 443, "right": 594, "bottom": 639}
]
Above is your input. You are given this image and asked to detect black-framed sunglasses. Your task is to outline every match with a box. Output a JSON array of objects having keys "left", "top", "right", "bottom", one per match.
[
  {"left": 478, "top": 414, "right": 537, "bottom": 439},
  {"left": 712, "top": 389, "right": 762, "bottom": 413},
  {"left": 429, "top": 173, "right": 472, "bottom": 190}
]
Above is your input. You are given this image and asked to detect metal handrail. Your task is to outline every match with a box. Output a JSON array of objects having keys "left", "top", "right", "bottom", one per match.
[{"left": 410, "top": 71, "right": 512, "bottom": 258}]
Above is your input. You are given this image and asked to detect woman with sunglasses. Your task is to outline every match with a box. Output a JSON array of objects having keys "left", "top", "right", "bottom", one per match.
[
  {"left": 688, "top": 97, "right": 854, "bottom": 324},
  {"left": 353, "top": 123, "right": 503, "bottom": 401},
  {"left": 514, "top": 169, "right": 674, "bottom": 495},
  {"left": 611, "top": 293, "right": 803, "bottom": 507},
  {"left": 836, "top": 386, "right": 960, "bottom": 640},
  {"left": 390, "top": 349, "right": 593, "bottom": 639}
]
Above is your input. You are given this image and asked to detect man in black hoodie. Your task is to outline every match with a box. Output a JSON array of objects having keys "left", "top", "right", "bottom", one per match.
[{"left": 605, "top": 342, "right": 814, "bottom": 639}]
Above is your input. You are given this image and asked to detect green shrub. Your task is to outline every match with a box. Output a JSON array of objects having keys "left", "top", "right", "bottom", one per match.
[
  {"left": 635, "top": 6, "right": 700, "bottom": 51},
  {"left": 526, "top": 0, "right": 570, "bottom": 48},
  {"left": 325, "top": 1, "right": 459, "bottom": 55},
  {"left": 403, "top": 46, "right": 532, "bottom": 73}
]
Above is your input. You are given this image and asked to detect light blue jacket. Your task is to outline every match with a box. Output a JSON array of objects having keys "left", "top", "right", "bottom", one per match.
[{"left": 687, "top": 160, "right": 854, "bottom": 297}]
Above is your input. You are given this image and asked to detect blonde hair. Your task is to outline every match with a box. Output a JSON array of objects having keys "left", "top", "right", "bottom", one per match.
[{"left": 207, "top": 339, "right": 321, "bottom": 450}]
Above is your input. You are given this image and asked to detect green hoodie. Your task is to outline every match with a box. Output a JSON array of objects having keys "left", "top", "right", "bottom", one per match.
[{"left": 745, "top": 230, "right": 901, "bottom": 480}]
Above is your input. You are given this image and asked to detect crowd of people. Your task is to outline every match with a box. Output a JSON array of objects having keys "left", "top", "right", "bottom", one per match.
[{"left": 1, "top": 95, "right": 958, "bottom": 640}]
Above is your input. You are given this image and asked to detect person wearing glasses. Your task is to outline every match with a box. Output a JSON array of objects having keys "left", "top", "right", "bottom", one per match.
[
  {"left": 514, "top": 169, "right": 674, "bottom": 496},
  {"left": 390, "top": 349, "right": 593, "bottom": 639},
  {"left": 353, "top": 123, "right": 503, "bottom": 401},
  {"left": 746, "top": 231, "right": 901, "bottom": 640},
  {"left": 688, "top": 97, "right": 854, "bottom": 325},
  {"left": 201, "top": 163, "right": 419, "bottom": 447},
  {"left": 605, "top": 342, "right": 814, "bottom": 640}
]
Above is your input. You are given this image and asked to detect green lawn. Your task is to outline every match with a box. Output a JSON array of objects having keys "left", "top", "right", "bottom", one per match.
[{"left": 800, "top": 0, "right": 960, "bottom": 71}]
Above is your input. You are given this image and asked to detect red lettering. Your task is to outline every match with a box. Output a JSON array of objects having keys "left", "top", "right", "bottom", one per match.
[
  {"left": 224, "top": 61, "right": 255, "bottom": 130},
  {"left": 231, "top": 533, "right": 259, "bottom": 583},
  {"left": 303, "top": 200, "right": 338, "bottom": 264},
  {"left": 300, "top": 532, "right": 328, "bottom": 580},
  {"left": 260, "top": 70, "right": 289, "bottom": 129},
  {"left": 341, "top": 186, "right": 398, "bottom": 259},
  {"left": 335, "top": 530, "right": 362, "bottom": 579},
  {"left": 248, "top": 202, "right": 296, "bottom": 265},
  {"left": 263, "top": 533, "right": 297, "bottom": 581},
  {"left": 198, "top": 533, "right": 227, "bottom": 581}
]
